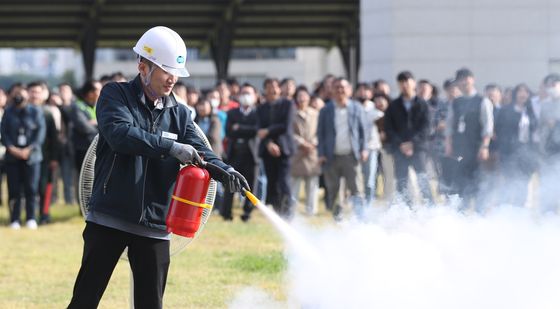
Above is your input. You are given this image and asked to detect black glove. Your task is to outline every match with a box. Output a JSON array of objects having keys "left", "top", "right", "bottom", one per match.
[
  {"left": 224, "top": 167, "right": 250, "bottom": 193},
  {"left": 169, "top": 142, "right": 202, "bottom": 165}
]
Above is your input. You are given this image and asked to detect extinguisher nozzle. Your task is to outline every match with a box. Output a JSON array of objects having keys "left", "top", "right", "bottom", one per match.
[{"left": 243, "top": 190, "right": 260, "bottom": 206}]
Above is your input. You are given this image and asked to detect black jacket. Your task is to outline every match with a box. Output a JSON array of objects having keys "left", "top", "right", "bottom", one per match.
[
  {"left": 88, "top": 75, "right": 230, "bottom": 231},
  {"left": 384, "top": 95, "right": 431, "bottom": 153},
  {"left": 41, "top": 106, "right": 61, "bottom": 163},
  {"left": 257, "top": 99, "right": 295, "bottom": 157},
  {"left": 226, "top": 107, "right": 259, "bottom": 162},
  {"left": 70, "top": 100, "right": 98, "bottom": 152},
  {"left": 495, "top": 102, "right": 538, "bottom": 159},
  {"left": 1, "top": 104, "right": 46, "bottom": 164},
  {"left": 451, "top": 94, "right": 484, "bottom": 158}
]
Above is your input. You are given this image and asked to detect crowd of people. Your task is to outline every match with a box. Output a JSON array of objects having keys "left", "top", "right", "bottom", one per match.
[
  {"left": 0, "top": 73, "right": 124, "bottom": 229},
  {"left": 2, "top": 67, "right": 560, "bottom": 228}
]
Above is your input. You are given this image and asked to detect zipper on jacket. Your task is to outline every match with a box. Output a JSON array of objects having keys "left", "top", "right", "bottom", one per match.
[
  {"left": 139, "top": 159, "right": 149, "bottom": 223},
  {"left": 103, "top": 154, "right": 117, "bottom": 194},
  {"left": 151, "top": 109, "right": 165, "bottom": 133}
]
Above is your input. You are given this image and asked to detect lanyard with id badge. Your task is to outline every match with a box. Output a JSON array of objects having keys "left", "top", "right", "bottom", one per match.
[
  {"left": 17, "top": 127, "right": 27, "bottom": 146},
  {"left": 457, "top": 115, "right": 466, "bottom": 134}
]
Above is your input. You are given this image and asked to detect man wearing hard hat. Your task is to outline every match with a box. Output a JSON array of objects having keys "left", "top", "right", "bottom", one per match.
[{"left": 67, "top": 26, "right": 249, "bottom": 309}]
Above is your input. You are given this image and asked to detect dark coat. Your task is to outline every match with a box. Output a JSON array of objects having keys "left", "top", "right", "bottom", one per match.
[
  {"left": 70, "top": 100, "right": 98, "bottom": 152},
  {"left": 495, "top": 102, "right": 538, "bottom": 161},
  {"left": 1, "top": 104, "right": 46, "bottom": 164},
  {"left": 257, "top": 98, "right": 295, "bottom": 157},
  {"left": 89, "top": 75, "right": 230, "bottom": 231},
  {"left": 384, "top": 95, "right": 431, "bottom": 153},
  {"left": 41, "top": 106, "right": 61, "bottom": 163},
  {"left": 225, "top": 107, "right": 259, "bottom": 162}
]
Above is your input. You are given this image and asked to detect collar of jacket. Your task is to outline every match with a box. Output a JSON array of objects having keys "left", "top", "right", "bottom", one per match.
[{"left": 131, "top": 74, "right": 178, "bottom": 110}]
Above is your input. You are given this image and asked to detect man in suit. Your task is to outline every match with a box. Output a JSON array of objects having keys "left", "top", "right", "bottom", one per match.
[
  {"left": 384, "top": 71, "right": 433, "bottom": 205},
  {"left": 222, "top": 83, "right": 260, "bottom": 222},
  {"left": 317, "top": 77, "right": 367, "bottom": 220},
  {"left": 257, "top": 78, "right": 295, "bottom": 219}
]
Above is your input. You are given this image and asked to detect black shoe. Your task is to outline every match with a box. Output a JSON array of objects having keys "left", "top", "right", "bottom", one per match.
[
  {"left": 222, "top": 216, "right": 233, "bottom": 221},
  {"left": 39, "top": 215, "right": 51, "bottom": 225},
  {"left": 240, "top": 214, "right": 250, "bottom": 222},
  {"left": 333, "top": 205, "right": 343, "bottom": 221}
]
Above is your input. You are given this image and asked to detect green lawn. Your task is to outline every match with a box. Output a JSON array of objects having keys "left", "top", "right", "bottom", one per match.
[{"left": 0, "top": 202, "right": 291, "bottom": 308}]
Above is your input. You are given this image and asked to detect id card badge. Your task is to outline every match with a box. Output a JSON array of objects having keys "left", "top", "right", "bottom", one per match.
[
  {"left": 17, "top": 128, "right": 27, "bottom": 146},
  {"left": 162, "top": 131, "right": 178, "bottom": 141},
  {"left": 457, "top": 116, "right": 466, "bottom": 133},
  {"left": 17, "top": 134, "right": 27, "bottom": 146}
]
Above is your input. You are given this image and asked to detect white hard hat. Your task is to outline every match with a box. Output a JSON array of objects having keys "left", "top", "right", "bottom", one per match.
[{"left": 133, "top": 26, "right": 190, "bottom": 77}]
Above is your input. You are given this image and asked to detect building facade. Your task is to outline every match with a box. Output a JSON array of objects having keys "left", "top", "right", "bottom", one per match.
[{"left": 361, "top": 0, "right": 560, "bottom": 91}]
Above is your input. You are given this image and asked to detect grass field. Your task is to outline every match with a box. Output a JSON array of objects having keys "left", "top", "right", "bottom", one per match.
[{"left": 0, "top": 201, "right": 295, "bottom": 308}]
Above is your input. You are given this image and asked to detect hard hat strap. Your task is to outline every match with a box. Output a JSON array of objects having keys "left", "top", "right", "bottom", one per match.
[{"left": 142, "top": 64, "right": 159, "bottom": 101}]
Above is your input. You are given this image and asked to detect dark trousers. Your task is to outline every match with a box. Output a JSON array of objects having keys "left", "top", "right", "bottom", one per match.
[
  {"left": 6, "top": 161, "right": 40, "bottom": 223},
  {"left": 499, "top": 147, "right": 538, "bottom": 207},
  {"left": 68, "top": 222, "right": 170, "bottom": 309},
  {"left": 437, "top": 155, "right": 459, "bottom": 195},
  {"left": 455, "top": 154, "right": 481, "bottom": 209},
  {"left": 221, "top": 157, "right": 257, "bottom": 220},
  {"left": 60, "top": 150, "right": 75, "bottom": 204},
  {"left": 394, "top": 151, "right": 433, "bottom": 204},
  {"left": 262, "top": 154, "right": 293, "bottom": 218},
  {"left": 0, "top": 163, "right": 5, "bottom": 206}
]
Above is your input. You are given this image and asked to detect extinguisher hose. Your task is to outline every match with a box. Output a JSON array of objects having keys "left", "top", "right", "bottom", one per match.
[
  {"left": 200, "top": 161, "right": 230, "bottom": 182},
  {"left": 200, "top": 161, "right": 260, "bottom": 206}
]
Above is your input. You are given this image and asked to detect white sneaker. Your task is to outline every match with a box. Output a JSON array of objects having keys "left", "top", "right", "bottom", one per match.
[
  {"left": 9, "top": 221, "right": 21, "bottom": 230},
  {"left": 25, "top": 219, "right": 38, "bottom": 230}
]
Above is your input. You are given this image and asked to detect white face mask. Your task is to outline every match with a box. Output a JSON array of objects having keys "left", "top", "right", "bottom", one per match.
[
  {"left": 547, "top": 87, "right": 560, "bottom": 99},
  {"left": 210, "top": 98, "right": 220, "bottom": 109},
  {"left": 238, "top": 93, "right": 255, "bottom": 107}
]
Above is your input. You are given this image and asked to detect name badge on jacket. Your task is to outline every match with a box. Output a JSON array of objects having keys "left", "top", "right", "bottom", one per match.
[{"left": 162, "top": 131, "right": 178, "bottom": 141}]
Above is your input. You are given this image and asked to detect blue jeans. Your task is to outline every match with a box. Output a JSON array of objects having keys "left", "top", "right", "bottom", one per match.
[
  {"left": 394, "top": 150, "right": 433, "bottom": 205},
  {"left": 6, "top": 161, "right": 41, "bottom": 223},
  {"left": 362, "top": 149, "right": 379, "bottom": 205},
  {"left": 255, "top": 160, "right": 267, "bottom": 203}
]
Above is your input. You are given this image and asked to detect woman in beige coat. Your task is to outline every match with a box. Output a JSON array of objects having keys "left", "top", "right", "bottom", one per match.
[{"left": 291, "top": 87, "right": 321, "bottom": 215}]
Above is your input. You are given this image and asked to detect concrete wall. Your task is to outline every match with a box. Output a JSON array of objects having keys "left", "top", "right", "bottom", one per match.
[{"left": 361, "top": 0, "right": 560, "bottom": 93}]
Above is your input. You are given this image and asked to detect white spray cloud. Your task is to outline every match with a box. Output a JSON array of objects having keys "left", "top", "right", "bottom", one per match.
[
  {"left": 286, "top": 206, "right": 560, "bottom": 309},
  {"left": 227, "top": 287, "right": 285, "bottom": 309},
  {"left": 230, "top": 204, "right": 560, "bottom": 309}
]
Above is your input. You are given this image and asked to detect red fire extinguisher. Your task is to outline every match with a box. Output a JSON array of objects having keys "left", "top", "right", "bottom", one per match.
[{"left": 166, "top": 165, "right": 211, "bottom": 238}]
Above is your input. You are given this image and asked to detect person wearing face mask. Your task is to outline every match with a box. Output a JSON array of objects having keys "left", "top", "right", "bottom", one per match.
[
  {"left": 539, "top": 74, "right": 560, "bottom": 214},
  {"left": 540, "top": 74, "right": 560, "bottom": 155},
  {"left": 67, "top": 26, "right": 249, "bottom": 309},
  {"left": 221, "top": 83, "right": 260, "bottom": 222},
  {"left": 205, "top": 88, "right": 227, "bottom": 143},
  {"left": 1, "top": 87, "right": 46, "bottom": 230}
]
